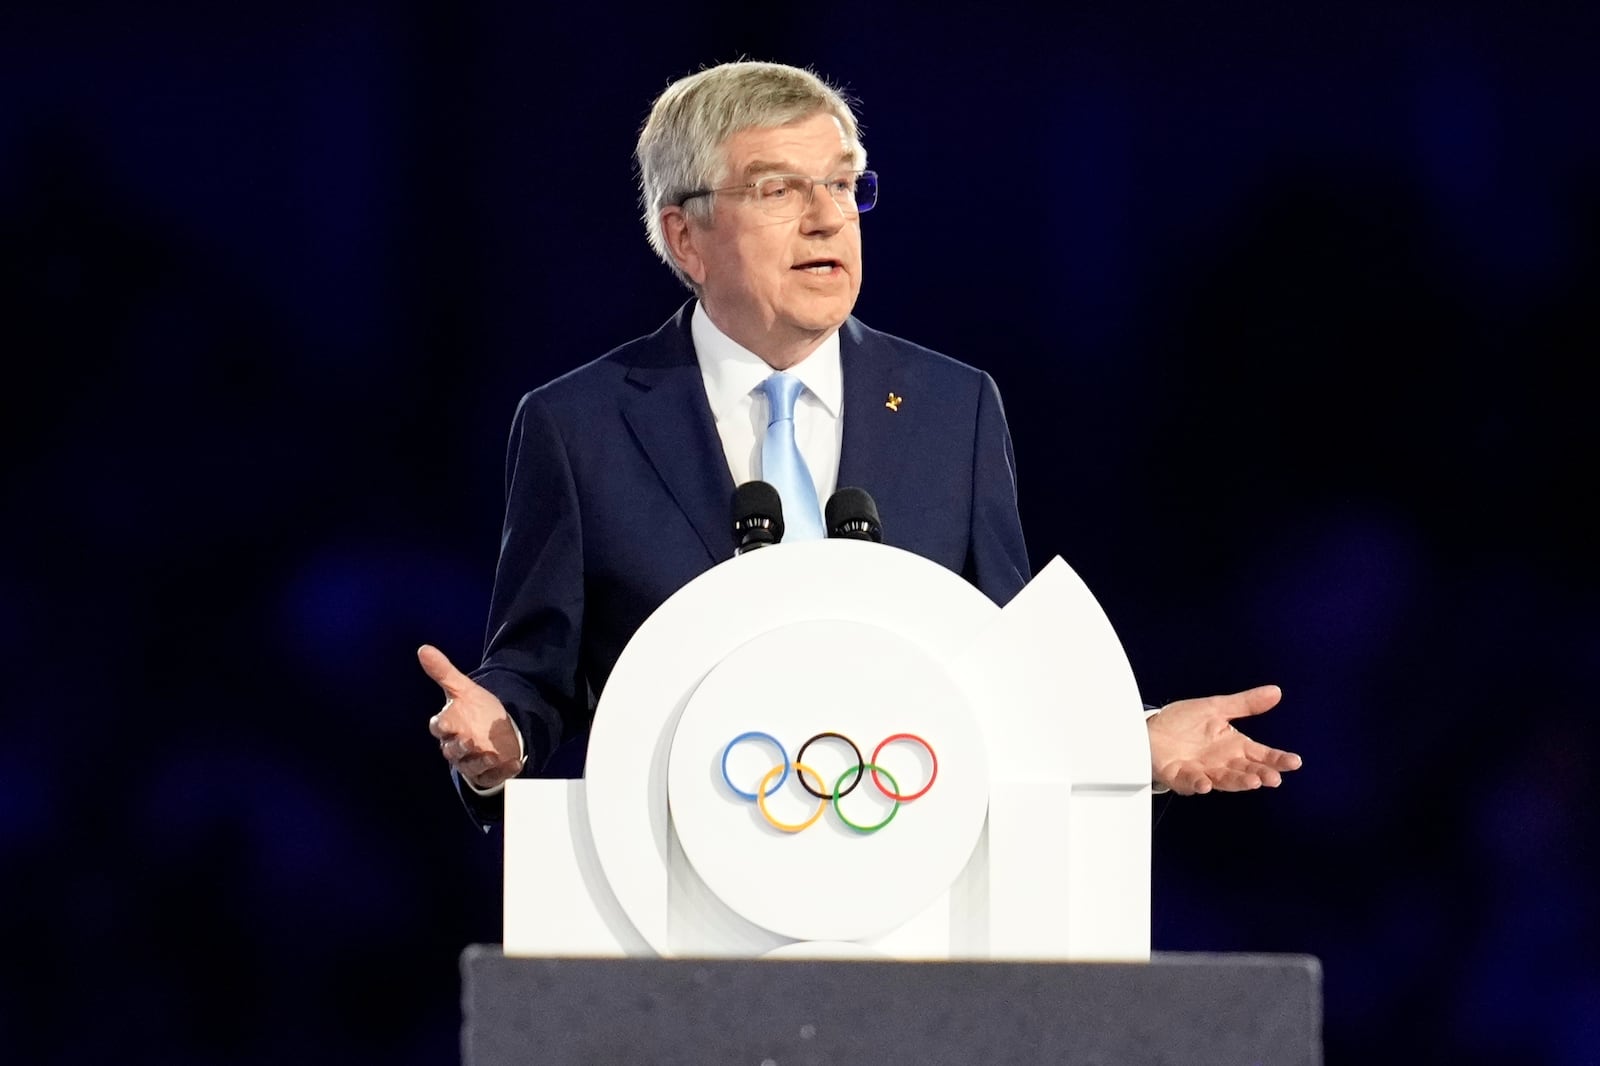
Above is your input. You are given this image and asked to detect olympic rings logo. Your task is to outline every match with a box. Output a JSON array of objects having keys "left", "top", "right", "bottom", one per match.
[{"left": 719, "top": 731, "right": 938, "bottom": 834}]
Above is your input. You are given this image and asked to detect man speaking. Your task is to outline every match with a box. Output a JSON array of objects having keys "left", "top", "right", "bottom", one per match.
[{"left": 420, "top": 61, "right": 1301, "bottom": 827}]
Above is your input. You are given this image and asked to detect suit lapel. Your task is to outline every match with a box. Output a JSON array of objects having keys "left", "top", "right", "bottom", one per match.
[
  {"left": 838, "top": 317, "right": 914, "bottom": 515},
  {"left": 619, "top": 307, "right": 736, "bottom": 565}
]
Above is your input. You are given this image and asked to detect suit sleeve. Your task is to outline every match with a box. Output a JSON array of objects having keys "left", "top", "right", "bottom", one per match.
[
  {"left": 455, "top": 391, "right": 590, "bottom": 826},
  {"left": 963, "top": 371, "right": 1032, "bottom": 606}
]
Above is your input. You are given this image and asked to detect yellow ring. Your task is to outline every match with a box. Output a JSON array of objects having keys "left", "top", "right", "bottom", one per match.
[{"left": 755, "top": 762, "right": 827, "bottom": 833}]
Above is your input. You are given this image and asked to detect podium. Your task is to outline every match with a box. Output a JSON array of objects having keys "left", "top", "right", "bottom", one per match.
[
  {"left": 460, "top": 947, "right": 1324, "bottom": 1066},
  {"left": 503, "top": 543, "right": 1154, "bottom": 960},
  {"left": 475, "top": 542, "right": 1322, "bottom": 1060}
]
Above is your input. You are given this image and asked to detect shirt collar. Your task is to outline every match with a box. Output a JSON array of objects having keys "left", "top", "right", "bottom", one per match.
[{"left": 692, "top": 302, "right": 843, "bottom": 423}]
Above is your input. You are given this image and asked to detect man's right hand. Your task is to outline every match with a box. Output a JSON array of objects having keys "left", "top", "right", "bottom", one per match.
[{"left": 420, "top": 644, "right": 525, "bottom": 790}]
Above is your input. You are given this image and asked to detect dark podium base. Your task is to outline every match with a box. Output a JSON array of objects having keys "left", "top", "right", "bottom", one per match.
[{"left": 461, "top": 946, "right": 1322, "bottom": 1066}]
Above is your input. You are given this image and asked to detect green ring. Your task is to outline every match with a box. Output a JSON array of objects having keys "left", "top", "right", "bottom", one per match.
[{"left": 833, "top": 763, "right": 900, "bottom": 833}]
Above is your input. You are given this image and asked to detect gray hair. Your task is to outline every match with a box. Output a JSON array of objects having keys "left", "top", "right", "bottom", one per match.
[{"left": 635, "top": 61, "right": 866, "bottom": 290}]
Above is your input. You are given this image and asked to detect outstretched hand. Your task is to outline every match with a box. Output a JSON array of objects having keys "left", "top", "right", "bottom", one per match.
[
  {"left": 1147, "top": 684, "right": 1302, "bottom": 795},
  {"left": 420, "top": 644, "right": 524, "bottom": 790}
]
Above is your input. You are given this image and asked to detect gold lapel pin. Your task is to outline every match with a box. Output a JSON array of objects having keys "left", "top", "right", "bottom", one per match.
[{"left": 885, "top": 392, "right": 903, "bottom": 412}]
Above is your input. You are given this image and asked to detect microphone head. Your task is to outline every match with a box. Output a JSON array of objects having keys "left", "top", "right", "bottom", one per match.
[
  {"left": 825, "top": 487, "right": 882, "bottom": 543},
  {"left": 732, "top": 480, "right": 785, "bottom": 552}
]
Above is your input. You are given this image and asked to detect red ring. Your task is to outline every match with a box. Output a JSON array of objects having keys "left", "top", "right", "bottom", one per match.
[{"left": 870, "top": 733, "right": 937, "bottom": 801}]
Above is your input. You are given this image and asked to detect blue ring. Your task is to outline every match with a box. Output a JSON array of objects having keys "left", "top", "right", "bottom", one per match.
[{"left": 721, "top": 731, "right": 789, "bottom": 800}]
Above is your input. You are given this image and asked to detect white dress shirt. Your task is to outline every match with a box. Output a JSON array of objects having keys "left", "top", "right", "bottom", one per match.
[{"left": 691, "top": 302, "right": 844, "bottom": 509}]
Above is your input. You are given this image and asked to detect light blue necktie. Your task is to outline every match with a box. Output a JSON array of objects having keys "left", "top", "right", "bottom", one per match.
[{"left": 759, "top": 372, "right": 825, "bottom": 541}]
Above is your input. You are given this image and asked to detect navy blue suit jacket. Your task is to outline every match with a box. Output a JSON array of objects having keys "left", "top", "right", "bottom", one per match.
[{"left": 458, "top": 302, "right": 1031, "bottom": 821}]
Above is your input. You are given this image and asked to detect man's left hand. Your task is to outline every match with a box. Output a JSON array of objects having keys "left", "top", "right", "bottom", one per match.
[{"left": 1147, "top": 684, "right": 1302, "bottom": 795}]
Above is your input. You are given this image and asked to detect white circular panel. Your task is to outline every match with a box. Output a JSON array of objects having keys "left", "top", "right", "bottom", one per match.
[
  {"left": 584, "top": 541, "right": 1001, "bottom": 955},
  {"left": 667, "top": 620, "right": 989, "bottom": 943}
]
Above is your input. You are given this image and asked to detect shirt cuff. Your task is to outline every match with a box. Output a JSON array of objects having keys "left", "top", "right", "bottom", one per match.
[{"left": 463, "top": 718, "right": 527, "bottom": 796}]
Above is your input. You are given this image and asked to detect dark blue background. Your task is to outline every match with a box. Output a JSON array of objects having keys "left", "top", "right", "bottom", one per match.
[{"left": 3, "top": 3, "right": 1595, "bottom": 1063}]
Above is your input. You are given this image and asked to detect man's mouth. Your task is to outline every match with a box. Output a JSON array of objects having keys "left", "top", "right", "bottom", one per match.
[{"left": 792, "top": 258, "right": 843, "bottom": 274}]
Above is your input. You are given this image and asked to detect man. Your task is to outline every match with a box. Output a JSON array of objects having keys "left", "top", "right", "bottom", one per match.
[{"left": 422, "top": 61, "right": 1301, "bottom": 827}]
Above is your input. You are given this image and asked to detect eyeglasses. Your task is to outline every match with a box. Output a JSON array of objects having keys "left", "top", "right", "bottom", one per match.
[{"left": 679, "top": 169, "right": 879, "bottom": 219}]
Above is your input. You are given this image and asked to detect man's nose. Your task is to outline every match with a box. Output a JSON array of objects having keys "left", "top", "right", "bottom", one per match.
[{"left": 799, "top": 183, "right": 849, "bottom": 233}]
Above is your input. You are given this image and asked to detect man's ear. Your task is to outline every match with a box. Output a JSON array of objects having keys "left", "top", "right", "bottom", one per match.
[{"left": 660, "top": 206, "right": 708, "bottom": 287}]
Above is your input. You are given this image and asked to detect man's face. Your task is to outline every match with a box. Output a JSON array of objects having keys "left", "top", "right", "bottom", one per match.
[{"left": 670, "top": 112, "right": 864, "bottom": 367}]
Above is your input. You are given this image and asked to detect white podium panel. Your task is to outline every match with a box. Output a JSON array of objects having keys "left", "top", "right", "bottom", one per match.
[
  {"left": 503, "top": 543, "right": 1151, "bottom": 961},
  {"left": 665, "top": 619, "right": 989, "bottom": 943}
]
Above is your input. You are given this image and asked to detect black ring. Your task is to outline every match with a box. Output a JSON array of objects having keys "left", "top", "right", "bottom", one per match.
[{"left": 795, "top": 732, "right": 864, "bottom": 799}]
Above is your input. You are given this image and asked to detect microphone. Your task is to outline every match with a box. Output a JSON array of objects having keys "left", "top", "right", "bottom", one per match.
[
  {"left": 824, "top": 487, "right": 882, "bottom": 543},
  {"left": 732, "top": 481, "right": 785, "bottom": 554}
]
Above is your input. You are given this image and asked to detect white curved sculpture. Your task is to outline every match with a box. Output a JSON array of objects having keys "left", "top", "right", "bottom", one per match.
[{"left": 503, "top": 542, "right": 1152, "bottom": 961}]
